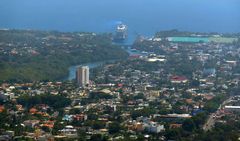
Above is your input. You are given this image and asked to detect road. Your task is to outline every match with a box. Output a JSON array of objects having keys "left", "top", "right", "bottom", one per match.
[{"left": 203, "top": 96, "right": 234, "bottom": 131}]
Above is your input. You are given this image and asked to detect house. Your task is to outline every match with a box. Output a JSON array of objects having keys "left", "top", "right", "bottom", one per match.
[
  {"left": 23, "top": 120, "right": 40, "bottom": 128},
  {"left": 0, "top": 135, "right": 11, "bottom": 141},
  {"left": 0, "top": 105, "right": 5, "bottom": 113},
  {"left": 135, "top": 122, "right": 144, "bottom": 132},
  {"left": 145, "top": 122, "right": 165, "bottom": 133},
  {"left": 169, "top": 124, "right": 182, "bottom": 129},
  {"left": 59, "top": 125, "right": 78, "bottom": 139},
  {"left": 29, "top": 108, "right": 38, "bottom": 114},
  {"left": 185, "top": 99, "right": 193, "bottom": 104},
  {"left": 73, "top": 114, "right": 88, "bottom": 121},
  {"left": 203, "top": 68, "right": 216, "bottom": 77},
  {"left": 0, "top": 93, "right": 8, "bottom": 102},
  {"left": 0, "top": 131, "right": 15, "bottom": 141},
  {"left": 170, "top": 76, "right": 188, "bottom": 83},
  {"left": 62, "top": 115, "right": 73, "bottom": 121},
  {"left": 16, "top": 105, "right": 24, "bottom": 111},
  {"left": 41, "top": 120, "right": 55, "bottom": 129}
]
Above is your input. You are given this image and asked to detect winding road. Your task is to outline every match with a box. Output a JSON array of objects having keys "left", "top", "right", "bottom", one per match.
[{"left": 203, "top": 96, "right": 235, "bottom": 131}]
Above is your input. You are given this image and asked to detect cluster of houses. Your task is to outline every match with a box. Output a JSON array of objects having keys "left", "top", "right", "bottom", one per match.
[{"left": 1, "top": 35, "right": 240, "bottom": 140}]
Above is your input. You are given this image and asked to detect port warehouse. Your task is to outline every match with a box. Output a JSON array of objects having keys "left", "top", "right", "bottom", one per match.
[{"left": 167, "top": 37, "right": 238, "bottom": 43}]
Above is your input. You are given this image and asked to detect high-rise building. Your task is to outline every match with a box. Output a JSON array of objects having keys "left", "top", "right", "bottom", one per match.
[{"left": 76, "top": 66, "right": 89, "bottom": 87}]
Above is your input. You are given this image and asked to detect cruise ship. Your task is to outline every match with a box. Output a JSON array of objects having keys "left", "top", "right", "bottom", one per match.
[{"left": 114, "top": 24, "right": 128, "bottom": 42}]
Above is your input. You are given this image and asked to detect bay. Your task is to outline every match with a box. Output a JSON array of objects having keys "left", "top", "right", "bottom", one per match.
[
  {"left": 0, "top": 0, "right": 240, "bottom": 44},
  {"left": 67, "top": 47, "right": 146, "bottom": 80}
]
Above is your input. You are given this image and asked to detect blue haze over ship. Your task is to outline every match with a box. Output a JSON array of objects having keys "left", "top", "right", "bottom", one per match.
[{"left": 0, "top": 0, "right": 240, "bottom": 44}]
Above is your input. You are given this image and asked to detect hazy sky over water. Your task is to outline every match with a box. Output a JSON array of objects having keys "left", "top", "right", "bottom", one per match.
[{"left": 0, "top": 0, "right": 239, "bottom": 40}]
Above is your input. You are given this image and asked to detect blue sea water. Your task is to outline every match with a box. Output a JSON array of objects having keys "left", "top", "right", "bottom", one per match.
[{"left": 0, "top": 0, "right": 240, "bottom": 43}]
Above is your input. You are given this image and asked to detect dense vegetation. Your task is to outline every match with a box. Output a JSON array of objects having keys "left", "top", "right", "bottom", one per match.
[
  {"left": 17, "top": 94, "right": 71, "bottom": 109},
  {"left": 0, "top": 30, "right": 128, "bottom": 82}
]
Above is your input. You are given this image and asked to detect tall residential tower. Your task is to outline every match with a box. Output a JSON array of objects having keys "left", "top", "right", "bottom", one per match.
[{"left": 76, "top": 66, "right": 89, "bottom": 87}]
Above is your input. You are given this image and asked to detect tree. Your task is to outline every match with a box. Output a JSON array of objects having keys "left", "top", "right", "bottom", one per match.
[
  {"left": 17, "top": 94, "right": 71, "bottom": 109},
  {"left": 108, "top": 122, "right": 121, "bottom": 134},
  {"left": 133, "top": 93, "right": 145, "bottom": 100},
  {"left": 165, "top": 128, "right": 182, "bottom": 140},
  {"left": 192, "top": 112, "right": 207, "bottom": 129},
  {"left": 90, "top": 134, "right": 108, "bottom": 141},
  {"left": 92, "top": 121, "right": 105, "bottom": 129},
  {"left": 52, "top": 121, "right": 65, "bottom": 135},
  {"left": 182, "top": 118, "right": 196, "bottom": 132},
  {"left": 190, "top": 79, "right": 200, "bottom": 87}
]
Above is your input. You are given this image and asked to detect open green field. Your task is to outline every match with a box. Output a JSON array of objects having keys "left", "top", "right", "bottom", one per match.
[
  {"left": 167, "top": 37, "right": 238, "bottom": 43},
  {"left": 209, "top": 37, "right": 238, "bottom": 43},
  {"left": 167, "top": 37, "right": 209, "bottom": 43}
]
